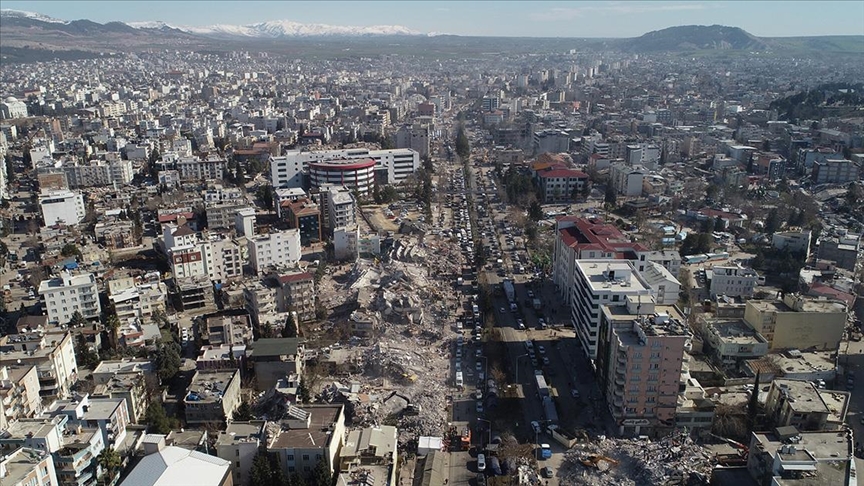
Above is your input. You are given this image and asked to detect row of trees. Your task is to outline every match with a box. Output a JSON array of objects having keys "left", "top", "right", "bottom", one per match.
[{"left": 250, "top": 452, "right": 332, "bottom": 486}]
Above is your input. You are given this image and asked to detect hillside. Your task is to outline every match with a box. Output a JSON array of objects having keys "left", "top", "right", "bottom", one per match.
[{"left": 620, "top": 25, "right": 767, "bottom": 52}]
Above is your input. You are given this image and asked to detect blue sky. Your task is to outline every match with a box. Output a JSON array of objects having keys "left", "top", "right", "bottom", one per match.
[{"left": 4, "top": 1, "right": 863, "bottom": 37}]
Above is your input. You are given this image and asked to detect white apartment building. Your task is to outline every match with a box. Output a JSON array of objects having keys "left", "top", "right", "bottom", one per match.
[
  {"left": 270, "top": 148, "right": 420, "bottom": 188},
  {"left": 772, "top": 230, "right": 812, "bottom": 255},
  {"left": 61, "top": 159, "right": 134, "bottom": 188},
  {"left": 570, "top": 260, "right": 655, "bottom": 360},
  {"left": 709, "top": 265, "right": 759, "bottom": 298},
  {"left": 202, "top": 234, "right": 245, "bottom": 283},
  {"left": 321, "top": 184, "right": 357, "bottom": 232},
  {"left": 163, "top": 224, "right": 207, "bottom": 280},
  {"left": 176, "top": 155, "right": 226, "bottom": 181},
  {"left": 38, "top": 271, "right": 102, "bottom": 325},
  {"left": 248, "top": 229, "right": 301, "bottom": 275},
  {"left": 39, "top": 189, "right": 86, "bottom": 226},
  {"left": 609, "top": 163, "right": 647, "bottom": 196}
]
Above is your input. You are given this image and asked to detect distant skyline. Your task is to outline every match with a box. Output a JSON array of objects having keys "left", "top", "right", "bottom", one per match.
[{"left": 3, "top": 1, "right": 863, "bottom": 38}]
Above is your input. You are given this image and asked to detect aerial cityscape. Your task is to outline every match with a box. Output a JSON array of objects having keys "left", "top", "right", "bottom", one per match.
[{"left": 0, "top": 2, "right": 863, "bottom": 486}]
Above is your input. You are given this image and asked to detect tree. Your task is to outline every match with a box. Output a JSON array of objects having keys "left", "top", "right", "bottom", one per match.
[
  {"left": 579, "top": 181, "right": 592, "bottom": 201},
  {"left": 256, "top": 184, "right": 274, "bottom": 213},
  {"left": 747, "top": 371, "right": 761, "bottom": 433},
  {"left": 281, "top": 312, "right": 298, "bottom": 338},
  {"left": 234, "top": 401, "right": 253, "bottom": 421},
  {"left": 528, "top": 200, "right": 544, "bottom": 222},
  {"left": 156, "top": 344, "right": 181, "bottom": 383},
  {"left": 297, "top": 378, "right": 311, "bottom": 403},
  {"left": 145, "top": 399, "right": 174, "bottom": 434},
  {"left": 104, "top": 313, "right": 121, "bottom": 351},
  {"left": 312, "top": 459, "right": 332, "bottom": 486},
  {"left": 250, "top": 452, "right": 276, "bottom": 486},
  {"left": 455, "top": 124, "right": 470, "bottom": 159},
  {"left": 60, "top": 243, "right": 82, "bottom": 259},
  {"left": 705, "top": 184, "right": 720, "bottom": 203},
  {"left": 98, "top": 448, "right": 122, "bottom": 481},
  {"left": 604, "top": 184, "right": 617, "bottom": 207},
  {"left": 75, "top": 334, "right": 100, "bottom": 368},
  {"left": 765, "top": 208, "right": 781, "bottom": 234},
  {"left": 68, "top": 310, "right": 87, "bottom": 328}
]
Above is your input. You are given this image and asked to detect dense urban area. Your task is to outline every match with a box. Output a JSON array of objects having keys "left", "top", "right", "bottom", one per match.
[{"left": 0, "top": 10, "right": 864, "bottom": 486}]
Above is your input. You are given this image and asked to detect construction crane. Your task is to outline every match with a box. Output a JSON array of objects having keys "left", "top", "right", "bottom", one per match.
[{"left": 709, "top": 433, "right": 750, "bottom": 458}]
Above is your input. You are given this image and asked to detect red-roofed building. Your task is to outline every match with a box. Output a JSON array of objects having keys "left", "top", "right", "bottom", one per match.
[{"left": 553, "top": 216, "right": 672, "bottom": 307}]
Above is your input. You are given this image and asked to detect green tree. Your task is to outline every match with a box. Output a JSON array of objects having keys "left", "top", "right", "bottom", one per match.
[
  {"left": 455, "top": 125, "right": 470, "bottom": 159},
  {"left": 98, "top": 448, "right": 122, "bottom": 481},
  {"left": 145, "top": 399, "right": 174, "bottom": 434},
  {"left": 68, "top": 310, "right": 87, "bottom": 328},
  {"left": 257, "top": 185, "right": 274, "bottom": 213},
  {"left": 156, "top": 344, "right": 181, "bottom": 383},
  {"left": 60, "top": 243, "right": 82, "bottom": 259},
  {"left": 747, "top": 371, "right": 761, "bottom": 433},
  {"left": 528, "top": 200, "right": 544, "bottom": 222},
  {"left": 578, "top": 181, "right": 592, "bottom": 201},
  {"left": 104, "top": 313, "right": 121, "bottom": 352},
  {"left": 233, "top": 401, "right": 253, "bottom": 421},
  {"left": 765, "top": 208, "right": 781, "bottom": 234},
  {"left": 312, "top": 459, "right": 332, "bottom": 486},
  {"left": 75, "top": 334, "right": 100, "bottom": 368},
  {"left": 250, "top": 452, "right": 275, "bottom": 486},
  {"left": 604, "top": 184, "right": 617, "bottom": 207},
  {"left": 297, "top": 378, "right": 311, "bottom": 403},
  {"left": 281, "top": 312, "right": 298, "bottom": 338}
]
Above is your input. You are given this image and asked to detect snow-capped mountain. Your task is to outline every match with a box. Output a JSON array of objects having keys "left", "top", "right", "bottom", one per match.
[
  {"left": 0, "top": 8, "right": 424, "bottom": 37},
  {"left": 0, "top": 9, "right": 69, "bottom": 24},
  {"left": 136, "top": 19, "right": 423, "bottom": 38}
]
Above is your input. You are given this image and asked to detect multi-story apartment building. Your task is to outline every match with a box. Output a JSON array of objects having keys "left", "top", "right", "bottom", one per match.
[
  {"left": 337, "top": 425, "right": 399, "bottom": 486},
  {"left": 176, "top": 155, "right": 227, "bottom": 181},
  {"left": 535, "top": 167, "right": 589, "bottom": 203},
  {"left": 763, "top": 379, "right": 848, "bottom": 431},
  {"left": 38, "top": 271, "right": 101, "bottom": 325},
  {"left": 0, "top": 365, "right": 43, "bottom": 421},
  {"left": 216, "top": 422, "right": 264, "bottom": 486},
  {"left": 270, "top": 148, "right": 419, "bottom": 188},
  {"left": 249, "top": 338, "right": 304, "bottom": 391},
  {"left": 243, "top": 282, "right": 277, "bottom": 329},
  {"left": 247, "top": 229, "right": 301, "bottom": 275},
  {"left": 709, "top": 265, "right": 759, "bottom": 298},
  {"left": 107, "top": 275, "right": 168, "bottom": 322},
  {"left": 812, "top": 158, "right": 860, "bottom": 185},
  {"left": 206, "top": 201, "right": 253, "bottom": 230},
  {"left": 609, "top": 162, "right": 647, "bottom": 196},
  {"left": 60, "top": 159, "right": 134, "bottom": 188},
  {"left": 92, "top": 359, "right": 152, "bottom": 424},
  {"left": 46, "top": 394, "right": 129, "bottom": 450},
  {"left": 184, "top": 369, "right": 241, "bottom": 425},
  {"left": 743, "top": 295, "right": 847, "bottom": 351},
  {"left": 772, "top": 230, "right": 812, "bottom": 256},
  {"left": 817, "top": 234, "right": 861, "bottom": 271},
  {"left": 553, "top": 217, "right": 680, "bottom": 307},
  {"left": 320, "top": 185, "right": 356, "bottom": 233},
  {"left": 596, "top": 299, "right": 694, "bottom": 437},
  {"left": 699, "top": 317, "right": 770, "bottom": 366},
  {"left": 746, "top": 430, "right": 854, "bottom": 486},
  {"left": 0, "top": 447, "right": 58, "bottom": 486},
  {"left": 569, "top": 260, "right": 655, "bottom": 360},
  {"left": 39, "top": 189, "right": 86, "bottom": 226},
  {"left": 267, "top": 404, "right": 346, "bottom": 481},
  {"left": 282, "top": 198, "right": 322, "bottom": 246},
  {"left": 394, "top": 124, "right": 430, "bottom": 158},
  {"left": 203, "top": 234, "right": 245, "bottom": 283},
  {"left": 0, "top": 331, "right": 78, "bottom": 399},
  {"left": 273, "top": 271, "right": 316, "bottom": 322}
]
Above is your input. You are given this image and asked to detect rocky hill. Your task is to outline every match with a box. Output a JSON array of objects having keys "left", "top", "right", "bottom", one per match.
[{"left": 620, "top": 25, "right": 767, "bottom": 52}]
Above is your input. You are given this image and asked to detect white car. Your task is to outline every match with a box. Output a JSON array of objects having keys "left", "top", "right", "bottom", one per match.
[{"left": 475, "top": 389, "right": 483, "bottom": 400}]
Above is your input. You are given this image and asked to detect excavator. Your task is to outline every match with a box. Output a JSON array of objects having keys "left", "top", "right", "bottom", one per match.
[
  {"left": 581, "top": 455, "right": 619, "bottom": 471},
  {"left": 710, "top": 433, "right": 750, "bottom": 466}
]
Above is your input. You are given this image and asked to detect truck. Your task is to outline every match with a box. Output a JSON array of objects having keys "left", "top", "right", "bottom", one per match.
[
  {"left": 503, "top": 279, "right": 515, "bottom": 303},
  {"left": 535, "top": 375, "right": 549, "bottom": 398},
  {"left": 539, "top": 443, "right": 553, "bottom": 460},
  {"left": 541, "top": 395, "right": 559, "bottom": 424}
]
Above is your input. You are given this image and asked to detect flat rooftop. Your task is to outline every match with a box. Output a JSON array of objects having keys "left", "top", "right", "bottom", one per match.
[
  {"left": 2, "top": 448, "right": 53, "bottom": 484},
  {"left": 186, "top": 369, "right": 239, "bottom": 403},
  {"left": 270, "top": 405, "right": 343, "bottom": 450},
  {"left": 575, "top": 260, "right": 651, "bottom": 293},
  {"left": 748, "top": 299, "right": 846, "bottom": 314},
  {"left": 216, "top": 422, "right": 263, "bottom": 447},
  {"left": 752, "top": 430, "right": 852, "bottom": 486},
  {"left": 93, "top": 359, "right": 153, "bottom": 376},
  {"left": 772, "top": 379, "right": 830, "bottom": 414},
  {"left": 707, "top": 319, "right": 767, "bottom": 345}
]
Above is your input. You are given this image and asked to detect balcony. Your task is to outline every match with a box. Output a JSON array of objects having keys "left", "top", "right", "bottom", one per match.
[
  {"left": 614, "top": 387, "right": 624, "bottom": 397},
  {"left": 615, "top": 376, "right": 625, "bottom": 386},
  {"left": 617, "top": 353, "right": 627, "bottom": 365}
]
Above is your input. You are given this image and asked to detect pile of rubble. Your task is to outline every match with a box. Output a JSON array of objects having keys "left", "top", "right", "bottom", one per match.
[{"left": 558, "top": 432, "right": 713, "bottom": 486}]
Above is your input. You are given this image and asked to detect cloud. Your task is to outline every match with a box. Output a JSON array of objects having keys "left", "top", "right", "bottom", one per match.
[
  {"left": 530, "top": 3, "right": 709, "bottom": 22},
  {"left": 435, "top": 7, "right": 450, "bottom": 12}
]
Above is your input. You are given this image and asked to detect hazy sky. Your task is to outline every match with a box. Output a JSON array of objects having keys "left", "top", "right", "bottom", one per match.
[{"left": 4, "top": 1, "right": 863, "bottom": 38}]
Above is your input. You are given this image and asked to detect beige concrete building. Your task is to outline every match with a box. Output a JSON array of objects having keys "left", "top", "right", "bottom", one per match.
[
  {"left": 764, "top": 379, "right": 849, "bottom": 431},
  {"left": 216, "top": 422, "right": 263, "bottom": 486},
  {"left": 0, "top": 365, "right": 42, "bottom": 421},
  {"left": 743, "top": 295, "right": 847, "bottom": 351},
  {"left": 267, "top": 404, "right": 346, "bottom": 481},
  {"left": 747, "top": 429, "right": 856, "bottom": 486},
  {"left": 184, "top": 369, "right": 242, "bottom": 425},
  {"left": 338, "top": 425, "right": 398, "bottom": 486}
]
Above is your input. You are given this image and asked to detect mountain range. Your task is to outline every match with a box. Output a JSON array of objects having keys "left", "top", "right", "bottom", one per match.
[{"left": 1, "top": 9, "right": 862, "bottom": 63}]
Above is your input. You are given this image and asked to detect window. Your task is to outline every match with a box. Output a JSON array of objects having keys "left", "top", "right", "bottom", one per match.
[
  {"left": 287, "top": 455, "right": 294, "bottom": 461},
  {"left": 302, "top": 455, "right": 309, "bottom": 461}
]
